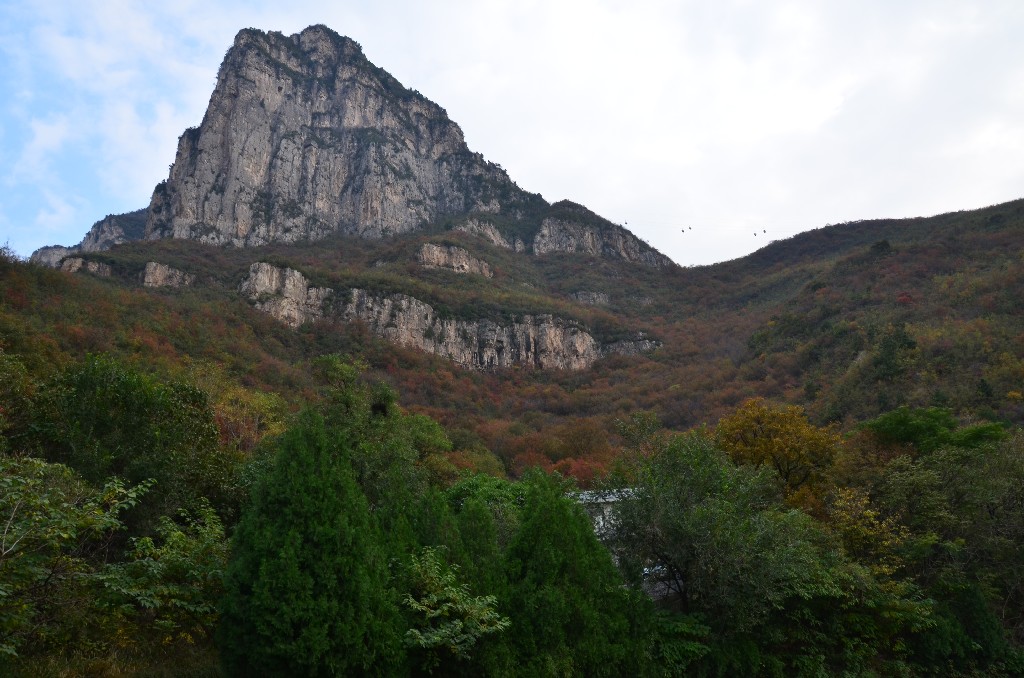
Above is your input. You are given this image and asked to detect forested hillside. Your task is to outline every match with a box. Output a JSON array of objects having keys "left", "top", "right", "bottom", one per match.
[
  {"left": 6, "top": 196, "right": 1024, "bottom": 480},
  {"left": 2, "top": 192, "right": 1023, "bottom": 674}
]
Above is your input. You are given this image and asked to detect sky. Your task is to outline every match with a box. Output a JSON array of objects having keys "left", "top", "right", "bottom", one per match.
[{"left": 2, "top": 0, "right": 1023, "bottom": 267}]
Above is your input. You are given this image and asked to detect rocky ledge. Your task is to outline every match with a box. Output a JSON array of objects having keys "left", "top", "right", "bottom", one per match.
[
  {"left": 417, "top": 243, "right": 492, "bottom": 277},
  {"left": 143, "top": 262, "right": 196, "bottom": 288},
  {"left": 239, "top": 262, "right": 658, "bottom": 369},
  {"left": 60, "top": 258, "right": 112, "bottom": 277}
]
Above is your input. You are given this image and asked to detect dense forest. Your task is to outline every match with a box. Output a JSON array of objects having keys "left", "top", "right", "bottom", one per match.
[{"left": 1, "top": 193, "right": 1023, "bottom": 675}]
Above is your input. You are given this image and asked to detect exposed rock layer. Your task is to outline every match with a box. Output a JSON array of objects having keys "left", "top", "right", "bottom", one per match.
[
  {"left": 239, "top": 262, "right": 658, "bottom": 369},
  {"left": 238, "top": 262, "right": 333, "bottom": 328},
  {"left": 531, "top": 202, "right": 673, "bottom": 267},
  {"left": 417, "top": 243, "right": 492, "bottom": 277},
  {"left": 571, "top": 290, "right": 610, "bottom": 306},
  {"left": 32, "top": 25, "right": 674, "bottom": 271},
  {"left": 454, "top": 219, "right": 527, "bottom": 252},
  {"left": 60, "top": 258, "right": 112, "bottom": 277},
  {"left": 145, "top": 25, "right": 539, "bottom": 247},
  {"left": 143, "top": 262, "right": 196, "bottom": 288}
]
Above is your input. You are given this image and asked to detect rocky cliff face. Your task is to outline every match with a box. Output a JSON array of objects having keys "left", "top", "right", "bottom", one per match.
[
  {"left": 238, "top": 262, "right": 333, "bottom": 328},
  {"left": 33, "top": 25, "right": 674, "bottom": 272},
  {"left": 531, "top": 201, "right": 674, "bottom": 267},
  {"left": 339, "top": 289, "right": 602, "bottom": 370},
  {"left": 570, "top": 290, "right": 610, "bottom": 306},
  {"left": 59, "top": 258, "right": 112, "bottom": 277},
  {"left": 454, "top": 219, "right": 527, "bottom": 252},
  {"left": 239, "top": 262, "right": 658, "bottom": 369},
  {"left": 145, "top": 25, "right": 541, "bottom": 247},
  {"left": 31, "top": 210, "right": 147, "bottom": 268},
  {"left": 417, "top": 243, "right": 492, "bottom": 277},
  {"left": 143, "top": 262, "right": 196, "bottom": 288}
]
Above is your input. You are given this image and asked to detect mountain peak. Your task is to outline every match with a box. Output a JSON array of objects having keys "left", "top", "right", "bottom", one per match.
[{"left": 33, "top": 24, "right": 672, "bottom": 269}]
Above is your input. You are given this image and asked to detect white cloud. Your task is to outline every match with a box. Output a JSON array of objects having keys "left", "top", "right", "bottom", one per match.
[
  {"left": 33, "top": 189, "right": 81, "bottom": 235},
  {"left": 13, "top": 115, "right": 73, "bottom": 183}
]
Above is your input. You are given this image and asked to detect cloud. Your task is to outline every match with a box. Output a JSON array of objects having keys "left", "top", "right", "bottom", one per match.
[
  {"left": 33, "top": 188, "right": 81, "bottom": 235},
  {"left": 12, "top": 115, "right": 73, "bottom": 183}
]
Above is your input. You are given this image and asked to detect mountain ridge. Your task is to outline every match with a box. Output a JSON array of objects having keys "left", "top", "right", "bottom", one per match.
[{"left": 32, "top": 24, "right": 672, "bottom": 269}]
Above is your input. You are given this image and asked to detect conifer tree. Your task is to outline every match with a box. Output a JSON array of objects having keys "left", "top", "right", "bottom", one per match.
[
  {"left": 219, "top": 410, "right": 402, "bottom": 675},
  {"left": 501, "top": 471, "right": 652, "bottom": 677}
]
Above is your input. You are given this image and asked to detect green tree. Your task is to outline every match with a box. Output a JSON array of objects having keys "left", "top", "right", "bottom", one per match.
[
  {"left": 501, "top": 471, "right": 652, "bottom": 677},
  {"left": 402, "top": 546, "right": 510, "bottom": 674},
  {"left": 0, "top": 456, "right": 149, "bottom": 661},
  {"left": 99, "top": 503, "right": 228, "bottom": 651},
  {"left": 606, "top": 430, "right": 934, "bottom": 675},
  {"left": 859, "top": 405, "right": 1004, "bottom": 455},
  {"left": 872, "top": 434, "right": 1024, "bottom": 671},
  {"left": 31, "top": 355, "right": 236, "bottom": 530},
  {"left": 611, "top": 432, "right": 834, "bottom": 632},
  {"left": 218, "top": 410, "right": 403, "bottom": 675}
]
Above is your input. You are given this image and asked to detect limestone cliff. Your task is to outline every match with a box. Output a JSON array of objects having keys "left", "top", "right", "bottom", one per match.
[
  {"left": 238, "top": 262, "right": 333, "bottom": 328},
  {"left": 33, "top": 25, "right": 675, "bottom": 272},
  {"left": 143, "top": 262, "right": 196, "bottom": 288},
  {"left": 570, "top": 290, "right": 610, "bottom": 306},
  {"left": 454, "top": 219, "right": 527, "bottom": 252},
  {"left": 59, "top": 258, "right": 112, "bottom": 277},
  {"left": 146, "top": 25, "right": 542, "bottom": 246},
  {"left": 532, "top": 201, "right": 674, "bottom": 267},
  {"left": 30, "top": 210, "right": 147, "bottom": 268},
  {"left": 239, "top": 263, "right": 658, "bottom": 369},
  {"left": 417, "top": 243, "right": 492, "bottom": 277}
]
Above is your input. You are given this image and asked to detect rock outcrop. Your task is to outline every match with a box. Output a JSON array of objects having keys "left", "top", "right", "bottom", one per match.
[
  {"left": 570, "top": 290, "right": 610, "bottom": 306},
  {"left": 31, "top": 246, "right": 76, "bottom": 268},
  {"left": 454, "top": 219, "right": 527, "bottom": 252},
  {"left": 417, "top": 243, "right": 492, "bottom": 277},
  {"left": 238, "top": 262, "right": 333, "bottom": 328},
  {"left": 603, "top": 333, "right": 660, "bottom": 356},
  {"left": 339, "top": 289, "right": 601, "bottom": 370},
  {"left": 32, "top": 25, "right": 675, "bottom": 272},
  {"left": 59, "top": 258, "right": 112, "bottom": 277},
  {"left": 143, "top": 262, "right": 196, "bottom": 288},
  {"left": 240, "top": 262, "right": 657, "bottom": 369},
  {"left": 531, "top": 201, "right": 674, "bottom": 267},
  {"left": 31, "top": 210, "right": 147, "bottom": 268},
  {"left": 145, "top": 25, "right": 543, "bottom": 247}
]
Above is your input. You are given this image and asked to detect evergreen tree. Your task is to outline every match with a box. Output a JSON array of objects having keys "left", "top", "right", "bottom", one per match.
[
  {"left": 218, "top": 410, "right": 403, "bottom": 675},
  {"left": 501, "top": 471, "right": 653, "bottom": 677}
]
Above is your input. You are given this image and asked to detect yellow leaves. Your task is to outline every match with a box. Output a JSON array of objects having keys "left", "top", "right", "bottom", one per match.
[{"left": 714, "top": 398, "right": 840, "bottom": 511}]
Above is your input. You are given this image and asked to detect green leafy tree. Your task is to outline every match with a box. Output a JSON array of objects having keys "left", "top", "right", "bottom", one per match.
[
  {"left": 218, "top": 410, "right": 403, "bottom": 675},
  {"left": 611, "top": 432, "right": 834, "bottom": 631},
  {"left": 99, "top": 503, "right": 228, "bottom": 651},
  {"left": 31, "top": 355, "right": 235, "bottom": 530},
  {"left": 859, "top": 405, "right": 1004, "bottom": 455},
  {"left": 402, "top": 546, "right": 510, "bottom": 674},
  {"left": 0, "top": 456, "right": 149, "bottom": 661},
  {"left": 606, "top": 430, "right": 933, "bottom": 675},
  {"left": 872, "top": 434, "right": 1024, "bottom": 671}
]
